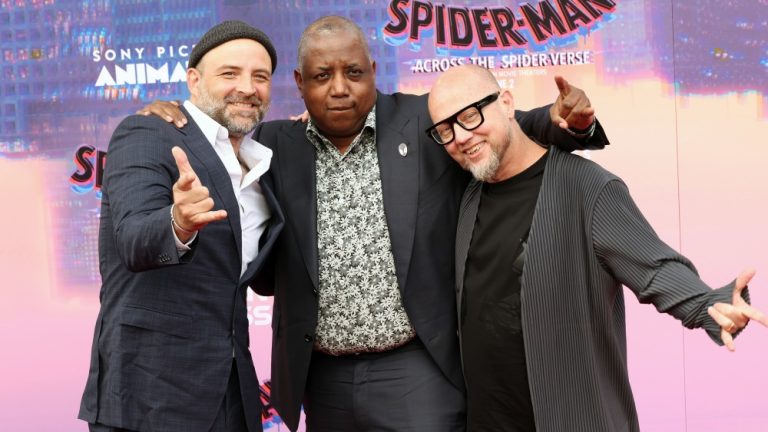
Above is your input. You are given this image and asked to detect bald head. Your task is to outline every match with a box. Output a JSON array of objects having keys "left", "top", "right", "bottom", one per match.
[
  {"left": 297, "top": 15, "right": 372, "bottom": 71},
  {"left": 428, "top": 65, "right": 502, "bottom": 124}
]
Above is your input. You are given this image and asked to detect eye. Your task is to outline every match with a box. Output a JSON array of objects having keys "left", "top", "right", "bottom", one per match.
[
  {"left": 435, "top": 125, "right": 453, "bottom": 140},
  {"left": 458, "top": 109, "right": 480, "bottom": 125},
  {"left": 314, "top": 72, "right": 330, "bottom": 80},
  {"left": 221, "top": 71, "right": 236, "bottom": 78},
  {"left": 253, "top": 73, "right": 270, "bottom": 83},
  {"left": 348, "top": 69, "right": 363, "bottom": 77}
]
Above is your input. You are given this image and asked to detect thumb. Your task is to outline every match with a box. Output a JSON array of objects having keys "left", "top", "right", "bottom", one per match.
[
  {"left": 733, "top": 267, "right": 756, "bottom": 304},
  {"left": 549, "top": 103, "right": 568, "bottom": 129},
  {"left": 554, "top": 75, "right": 570, "bottom": 98},
  {"left": 172, "top": 146, "right": 197, "bottom": 178}
]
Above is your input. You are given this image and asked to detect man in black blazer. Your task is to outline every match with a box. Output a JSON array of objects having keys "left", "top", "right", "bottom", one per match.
[
  {"left": 141, "top": 16, "right": 608, "bottom": 432},
  {"left": 251, "top": 16, "right": 609, "bottom": 432},
  {"left": 78, "top": 21, "right": 284, "bottom": 432}
]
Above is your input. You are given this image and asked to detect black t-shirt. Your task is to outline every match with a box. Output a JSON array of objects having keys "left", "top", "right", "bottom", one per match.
[{"left": 462, "top": 151, "right": 547, "bottom": 432}]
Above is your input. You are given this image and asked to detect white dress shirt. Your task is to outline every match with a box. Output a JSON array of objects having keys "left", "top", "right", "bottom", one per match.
[{"left": 174, "top": 100, "right": 272, "bottom": 277}]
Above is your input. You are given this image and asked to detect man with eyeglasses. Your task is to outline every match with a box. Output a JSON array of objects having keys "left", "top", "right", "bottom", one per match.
[{"left": 427, "top": 64, "right": 767, "bottom": 432}]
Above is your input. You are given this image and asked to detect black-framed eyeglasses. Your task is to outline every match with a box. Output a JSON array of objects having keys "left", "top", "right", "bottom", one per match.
[{"left": 425, "top": 92, "right": 500, "bottom": 145}]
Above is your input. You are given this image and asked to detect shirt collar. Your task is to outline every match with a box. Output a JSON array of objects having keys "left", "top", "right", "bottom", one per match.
[
  {"left": 183, "top": 100, "right": 229, "bottom": 148},
  {"left": 183, "top": 100, "right": 272, "bottom": 176},
  {"left": 305, "top": 105, "right": 377, "bottom": 153}
]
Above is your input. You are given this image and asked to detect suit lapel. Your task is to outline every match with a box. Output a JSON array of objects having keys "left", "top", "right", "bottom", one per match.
[
  {"left": 376, "top": 93, "right": 420, "bottom": 294},
  {"left": 241, "top": 179, "right": 284, "bottom": 284},
  {"left": 178, "top": 106, "right": 242, "bottom": 261},
  {"left": 455, "top": 181, "right": 482, "bottom": 319},
  {"left": 277, "top": 125, "right": 319, "bottom": 289}
]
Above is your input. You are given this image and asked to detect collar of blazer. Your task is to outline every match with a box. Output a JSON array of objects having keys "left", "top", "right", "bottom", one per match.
[
  {"left": 175, "top": 104, "right": 243, "bottom": 262},
  {"left": 372, "top": 91, "right": 420, "bottom": 295}
]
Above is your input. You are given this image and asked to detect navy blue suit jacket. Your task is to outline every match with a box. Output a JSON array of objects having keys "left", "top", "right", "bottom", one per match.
[{"left": 79, "top": 107, "right": 284, "bottom": 432}]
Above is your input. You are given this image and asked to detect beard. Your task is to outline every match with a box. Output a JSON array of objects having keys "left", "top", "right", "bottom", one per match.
[
  {"left": 468, "top": 150, "right": 500, "bottom": 182},
  {"left": 466, "top": 126, "right": 512, "bottom": 182},
  {"left": 196, "top": 85, "right": 269, "bottom": 137}
]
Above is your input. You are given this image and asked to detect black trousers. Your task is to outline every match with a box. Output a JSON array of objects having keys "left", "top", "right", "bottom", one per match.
[
  {"left": 304, "top": 338, "right": 466, "bottom": 432},
  {"left": 89, "top": 360, "right": 249, "bottom": 432}
]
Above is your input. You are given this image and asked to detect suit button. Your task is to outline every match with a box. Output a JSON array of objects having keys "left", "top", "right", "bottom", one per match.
[
  {"left": 304, "top": 334, "right": 313, "bottom": 342},
  {"left": 312, "top": 288, "right": 318, "bottom": 296}
]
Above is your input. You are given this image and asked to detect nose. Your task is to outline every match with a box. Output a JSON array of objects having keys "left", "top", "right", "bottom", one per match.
[
  {"left": 329, "top": 73, "right": 349, "bottom": 97},
  {"left": 453, "top": 123, "right": 473, "bottom": 146},
  {"left": 236, "top": 75, "right": 257, "bottom": 95}
]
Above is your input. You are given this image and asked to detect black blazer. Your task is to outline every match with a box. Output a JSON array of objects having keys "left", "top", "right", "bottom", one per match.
[
  {"left": 252, "top": 91, "right": 606, "bottom": 431},
  {"left": 79, "top": 107, "right": 284, "bottom": 432}
]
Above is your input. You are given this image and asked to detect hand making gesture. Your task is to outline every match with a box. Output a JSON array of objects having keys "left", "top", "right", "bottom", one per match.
[
  {"left": 170, "top": 146, "right": 228, "bottom": 242},
  {"left": 707, "top": 268, "right": 768, "bottom": 351},
  {"left": 550, "top": 75, "right": 596, "bottom": 131}
]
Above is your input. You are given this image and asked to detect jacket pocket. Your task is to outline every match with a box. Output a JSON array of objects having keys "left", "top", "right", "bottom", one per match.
[{"left": 119, "top": 304, "right": 195, "bottom": 339}]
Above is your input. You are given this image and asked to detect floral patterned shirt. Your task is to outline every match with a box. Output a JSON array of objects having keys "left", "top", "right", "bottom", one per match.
[{"left": 306, "top": 107, "right": 416, "bottom": 355}]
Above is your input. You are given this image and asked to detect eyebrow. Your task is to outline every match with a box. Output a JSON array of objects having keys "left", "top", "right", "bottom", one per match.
[
  {"left": 216, "top": 64, "right": 270, "bottom": 74},
  {"left": 312, "top": 62, "right": 362, "bottom": 70}
]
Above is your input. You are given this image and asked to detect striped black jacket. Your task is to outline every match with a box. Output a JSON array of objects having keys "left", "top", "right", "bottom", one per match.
[{"left": 456, "top": 147, "right": 742, "bottom": 431}]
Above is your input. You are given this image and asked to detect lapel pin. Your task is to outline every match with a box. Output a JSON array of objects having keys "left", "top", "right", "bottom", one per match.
[{"left": 398, "top": 143, "right": 408, "bottom": 157}]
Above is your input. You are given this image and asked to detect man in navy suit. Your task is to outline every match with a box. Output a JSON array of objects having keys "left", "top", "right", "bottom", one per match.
[{"left": 78, "top": 21, "right": 284, "bottom": 432}]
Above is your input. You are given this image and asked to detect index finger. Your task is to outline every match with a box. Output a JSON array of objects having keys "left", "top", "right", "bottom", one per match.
[{"left": 554, "top": 75, "right": 571, "bottom": 97}]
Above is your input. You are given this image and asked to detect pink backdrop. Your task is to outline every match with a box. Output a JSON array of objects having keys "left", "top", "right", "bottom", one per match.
[{"left": 1, "top": 1, "right": 766, "bottom": 430}]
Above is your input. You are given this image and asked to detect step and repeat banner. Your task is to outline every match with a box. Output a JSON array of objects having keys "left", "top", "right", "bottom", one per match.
[{"left": 1, "top": 1, "right": 766, "bottom": 430}]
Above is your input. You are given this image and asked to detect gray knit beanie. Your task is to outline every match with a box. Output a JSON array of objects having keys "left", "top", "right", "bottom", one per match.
[{"left": 189, "top": 20, "right": 277, "bottom": 72}]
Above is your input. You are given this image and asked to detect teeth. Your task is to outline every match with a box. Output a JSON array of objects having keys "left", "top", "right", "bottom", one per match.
[{"left": 466, "top": 144, "right": 481, "bottom": 155}]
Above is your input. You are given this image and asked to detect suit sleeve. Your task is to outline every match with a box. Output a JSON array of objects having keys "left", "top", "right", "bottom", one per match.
[
  {"left": 515, "top": 104, "right": 610, "bottom": 151},
  {"left": 104, "top": 115, "right": 194, "bottom": 272},
  {"left": 591, "top": 179, "right": 749, "bottom": 345}
]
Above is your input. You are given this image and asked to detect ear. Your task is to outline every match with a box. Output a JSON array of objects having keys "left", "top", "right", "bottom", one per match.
[
  {"left": 371, "top": 60, "right": 377, "bottom": 75},
  {"left": 186, "top": 68, "right": 202, "bottom": 98},
  {"left": 498, "top": 89, "right": 515, "bottom": 119},
  {"left": 294, "top": 69, "right": 304, "bottom": 96}
]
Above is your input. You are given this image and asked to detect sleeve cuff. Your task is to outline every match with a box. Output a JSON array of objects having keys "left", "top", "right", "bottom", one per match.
[
  {"left": 170, "top": 205, "right": 197, "bottom": 256},
  {"left": 565, "top": 119, "right": 597, "bottom": 139}
]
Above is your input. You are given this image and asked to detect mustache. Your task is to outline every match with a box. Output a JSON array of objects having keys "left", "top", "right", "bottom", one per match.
[{"left": 224, "top": 95, "right": 263, "bottom": 107}]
